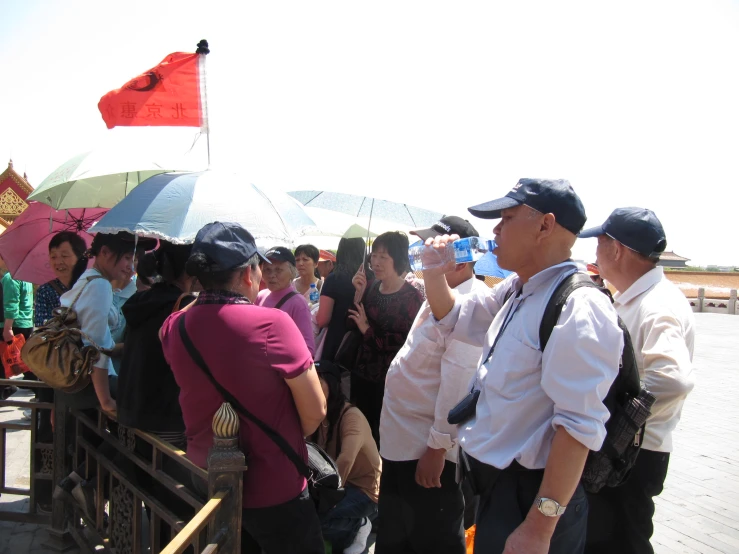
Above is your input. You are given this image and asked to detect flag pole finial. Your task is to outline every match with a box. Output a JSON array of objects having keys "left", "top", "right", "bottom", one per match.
[{"left": 196, "top": 40, "right": 210, "bottom": 55}]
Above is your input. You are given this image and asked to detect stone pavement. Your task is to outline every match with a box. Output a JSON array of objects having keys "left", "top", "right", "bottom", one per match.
[{"left": 1, "top": 312, "right": 738, "bottom": 553}]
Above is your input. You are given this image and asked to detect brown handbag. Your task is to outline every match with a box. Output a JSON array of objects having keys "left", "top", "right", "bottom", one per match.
[{"left": 21, "top": 276, "right": 111, "bottom": 394}]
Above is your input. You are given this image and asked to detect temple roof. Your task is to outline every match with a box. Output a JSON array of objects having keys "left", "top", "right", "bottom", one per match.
[
  {"left": 0, "top": 159, "right": 33, "bottom": 223},
  {"left": 659, "top": 250, "right": 690, "bottom": 262}
]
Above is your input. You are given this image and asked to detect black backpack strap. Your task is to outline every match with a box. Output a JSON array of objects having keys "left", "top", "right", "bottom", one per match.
[
  {"left": 539, "top": 272, "right": 597, "bottom": 351},
  {"left": 539, "top": 272, "right": 641, "bottom": 396},
  {"left": 177, "top": 314, "right": 311, "bottom": 478},
  {"left": 275, "top": 291, "right": 300, "bottom": 310}
]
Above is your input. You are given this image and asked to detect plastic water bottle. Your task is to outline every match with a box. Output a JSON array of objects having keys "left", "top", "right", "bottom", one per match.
[
  {"left": 309, "top": 283, "right": 320, "bottom": 305},
  {"left": 408, "top": 237, "right": 497, "bottom": 272}
]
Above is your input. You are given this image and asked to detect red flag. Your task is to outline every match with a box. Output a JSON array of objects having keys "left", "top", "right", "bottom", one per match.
[{"left": 98, "top": 52, "right": 202, "bottom": 129}]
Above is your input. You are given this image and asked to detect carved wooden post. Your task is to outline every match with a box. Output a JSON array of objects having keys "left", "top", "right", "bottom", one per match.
[
  {"left": 207, "top": 403, "right": 246, "bottom": 554},
  {"left": 730, "top": 289, "right": 737, "bottom": 315},
  {"left": 44, "top": 396, "right": 75, "bottom": 552},
  {"left": 698, "top": 288, "right": 705, "bottom": 313}
]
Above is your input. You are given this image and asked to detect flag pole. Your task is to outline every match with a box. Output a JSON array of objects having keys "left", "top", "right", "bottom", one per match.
[{"left": 196, "top": 40, "right": 211, "bottom": 168}]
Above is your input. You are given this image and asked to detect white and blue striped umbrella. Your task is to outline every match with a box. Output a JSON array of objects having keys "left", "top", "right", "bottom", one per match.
[{"left": 89, "top": 170, "right": 320, "bottom": 247}]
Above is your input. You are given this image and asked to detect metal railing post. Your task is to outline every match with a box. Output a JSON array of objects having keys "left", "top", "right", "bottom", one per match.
[{"left": 207, "top": 403, "right": 245, "bottom": 554}]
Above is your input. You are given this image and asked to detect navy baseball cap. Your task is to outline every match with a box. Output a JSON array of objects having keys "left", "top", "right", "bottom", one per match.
[
  {"left": 468, "top": 178, "right": 587, "bottom": 235},
  {"left": 579, "top": 207, "right": 667, "bottom": 257},
  {"left": 191, "top": 222, "right": 269, "bottom": 271},
  {"left": 411, "top": 215, "right": 480, "bottom": 241},
  {"left": 265, "top": 246, "right": 296, "bottom": 266}
]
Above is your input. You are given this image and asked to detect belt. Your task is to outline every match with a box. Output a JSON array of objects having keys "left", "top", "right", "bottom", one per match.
[{"left": 462, "top": 451, "right": 544, "bottom": 495}]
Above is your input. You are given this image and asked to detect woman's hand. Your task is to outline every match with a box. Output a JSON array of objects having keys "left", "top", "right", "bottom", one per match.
[
  {"left": 347, "top": 302, "right": 370, "bottom": 335},
  {"left": 100, "top": 398, "right": 117, "bottom": 419}
]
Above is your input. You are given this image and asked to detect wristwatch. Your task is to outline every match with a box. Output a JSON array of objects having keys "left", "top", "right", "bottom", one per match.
[{"left": 534, "top": 496, "right": 567, "bottom": 517}]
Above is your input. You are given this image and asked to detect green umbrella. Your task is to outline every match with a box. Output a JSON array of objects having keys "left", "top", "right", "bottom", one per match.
[{"left": 27, "top": 150, "right": 184, "bottom": 209}]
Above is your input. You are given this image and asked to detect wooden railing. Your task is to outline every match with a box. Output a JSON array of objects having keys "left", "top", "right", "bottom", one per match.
[
  {"left": 0, "top": 378, "right": 53, "bottom": 526},
  {"left": 0, "top": 376, "right": 245, "bottom": 553}
]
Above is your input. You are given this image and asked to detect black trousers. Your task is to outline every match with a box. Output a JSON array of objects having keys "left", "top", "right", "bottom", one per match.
[
  {"left": 350, "top": 373, "right": 384, "bottom": 444},
  {"left": 467, "top": 454, "right": 588, "bottom": 554},
  {"left": 585, "top": 449, "right": 670, "bottom": 554},
  {"left": 376, "top": 459, "right": 465, "bottom": 554},
  {"left": 241, "top": 486, "right": 324, "bottom": 554}
]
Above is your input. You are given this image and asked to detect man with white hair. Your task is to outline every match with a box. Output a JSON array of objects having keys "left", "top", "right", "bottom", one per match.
[{"left": 579, "top": 207, "right": 695, "bottom": 554}]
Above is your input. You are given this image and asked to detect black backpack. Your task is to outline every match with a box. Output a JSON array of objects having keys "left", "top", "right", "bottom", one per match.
[{"left": 539, "top": 272, "right": 656, "bottom": 493}]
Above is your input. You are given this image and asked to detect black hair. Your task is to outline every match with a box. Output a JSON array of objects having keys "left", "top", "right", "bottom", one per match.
[
  {"left": 333, "top": 237, "right": 366, "bottom": 276},
  {"left": 372, "top": 231, "right": 410, "bottom": 275},
  {"left": 136, "top": 252, "right": 161, "bottom": 287},
  {"left": 294, "top": 244, "right": 319, "bottom": 264},
  {"left": 316, "top": 369, "right": 349, "bottom": 446},
  {"left": 185, "top": 252, "right": 259, "bottom": 290},
  {"left": 156, "top": 242, "right": 193, "bottom": 285},
  {"left": 89, "top": 232, "right": 137, "bottom": 263},
  {"left": 49, "top": 231, "right": 88, "bottom": 287}
]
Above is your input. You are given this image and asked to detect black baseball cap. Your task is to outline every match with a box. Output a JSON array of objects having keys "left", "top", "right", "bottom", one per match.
[
  {"left": 411, "top": 215, "right": 480, "bottom": 241},
  {"left": 579, "top": 207, "right": 667, "bottom": 257},
  {"left": 265, "top": 246, "right": 296, "bottom": 266},
  {"left": 467, "top": 178, "right": 587, "bottom": 235},
  {"left": 191, "top": 222, "right": 269, "bottom": 271}
]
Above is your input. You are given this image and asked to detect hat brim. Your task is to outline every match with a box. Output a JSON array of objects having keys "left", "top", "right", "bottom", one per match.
[
  {"left": 409, "top": 227, "right": 438, "bottom": 241},
  {"left": 577, "top": 225, "right": 606, "bottom": 239},
  {"left": 467, "top": 196, "right": 521, "bottom": 220}
]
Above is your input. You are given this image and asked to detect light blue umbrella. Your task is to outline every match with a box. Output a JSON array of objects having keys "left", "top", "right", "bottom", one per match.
[
  {"left": 288, "top": 190, "right": 444, "bottom": 243},
  {"left": 474, "top": 252, "right": 513, "bottom": 279},
  {"left": 89, "top": 170, "right": 319, "bottom": 247}
]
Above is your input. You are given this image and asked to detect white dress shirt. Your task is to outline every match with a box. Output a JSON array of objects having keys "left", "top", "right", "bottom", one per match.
[
  {"left": 380, "top": 276, "right": 490, "bottom": 463},
  {"left": 613, "top": 267, "right": 695, "bottom": 453},
  {"left": 438, "top": 262, "right": 623, "bottom": 470},
  {"left": 60, "top": 268, "right": 115, "bottom": 375}
]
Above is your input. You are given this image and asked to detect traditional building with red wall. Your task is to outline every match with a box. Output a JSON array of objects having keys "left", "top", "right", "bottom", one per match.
[{"left": 0, "top": 159, "right": 33, "bottom": 224}]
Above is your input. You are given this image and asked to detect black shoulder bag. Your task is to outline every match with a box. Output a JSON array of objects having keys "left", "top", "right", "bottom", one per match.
[{"left": 177, "top": 314, "right": 345, "bottom": 511}]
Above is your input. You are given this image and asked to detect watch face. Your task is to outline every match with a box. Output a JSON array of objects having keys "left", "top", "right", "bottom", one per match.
[{"left": 540, "top": 499, "right": 558, "bottom": 517}]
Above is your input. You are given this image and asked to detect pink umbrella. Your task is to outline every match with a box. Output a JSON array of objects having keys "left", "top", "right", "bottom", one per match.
[{"left": 0, "top": 202, "right": 108, "bottom": 285}]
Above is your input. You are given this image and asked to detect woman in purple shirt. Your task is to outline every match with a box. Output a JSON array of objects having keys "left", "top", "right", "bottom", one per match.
[{"left": 256, "top": 246, "right": 316, "bottom": 356}]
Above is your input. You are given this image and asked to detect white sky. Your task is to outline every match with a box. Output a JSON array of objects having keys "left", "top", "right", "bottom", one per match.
[{"left": 2, "top": 0, "right": 738, "bottom": 265}]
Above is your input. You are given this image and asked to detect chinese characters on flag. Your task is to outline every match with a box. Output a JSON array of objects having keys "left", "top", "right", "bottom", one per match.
[{"left": 98, "top": 52, "right": 202, "bottom": 129}]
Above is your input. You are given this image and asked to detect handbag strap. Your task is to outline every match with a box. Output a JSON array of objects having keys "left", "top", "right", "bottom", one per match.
[
  {"left": 172, "top": 292, "right": 198, "bottom": 314},
  {"left": 274, "top": 291, "right": 300, "bottom": 310},
  {"left": 68, "top": 275, "right": 104, "bottom": 311},
  {"left": 49, "top": 280, "right": 66, "bottom": 297},
  {"left": 177, "top": 314, "right": 311, "bottom": 478}
]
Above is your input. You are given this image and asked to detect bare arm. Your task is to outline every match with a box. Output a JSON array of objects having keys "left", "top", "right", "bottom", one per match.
[
  {"left": 503, "top": 428, "right": 589, "bottom": 553},
  {"left": 91, "top": 367, "right": 116, "bottom": 415},
  {"left": 285, "top": 364, "right": 327, "bottom": 436},
  {"left": 421, "top": 235, "right": 459, "bottom": 320},
  {"left": 316, "top": 296, "right": 334, "bottom": 328}
]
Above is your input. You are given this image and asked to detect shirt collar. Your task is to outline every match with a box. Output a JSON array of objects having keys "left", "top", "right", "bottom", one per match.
[
  {"left": 195, "top": 289, "right": 251, "bottom": 305},
  {"left": 453, "top": 275, "right": 478, "bottom": 295},
  {"left": 268, "top": 284, "right": 298, "bottom": 300},
  {"left": 54, "top": 279, "right": 70, "bottom": 291},
  {"left": 514, "top": 260, "right": 579, "bottom": 297},
  {"left": 613, "top": 266, "right": 664, "bottom": 307}
]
